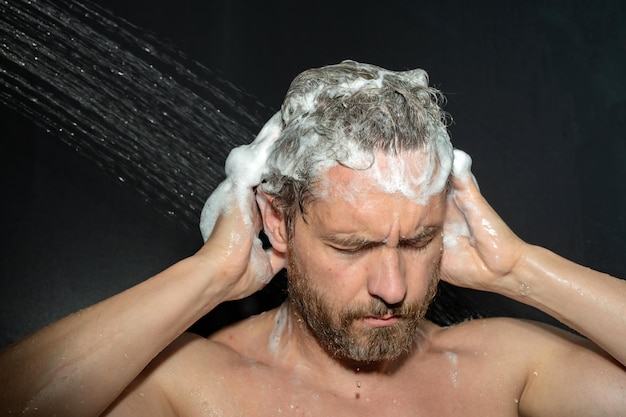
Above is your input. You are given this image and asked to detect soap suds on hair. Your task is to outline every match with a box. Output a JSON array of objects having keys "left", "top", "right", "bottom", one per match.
[{"left": 200, "top": 61, "right": 468, "bottom": 254}]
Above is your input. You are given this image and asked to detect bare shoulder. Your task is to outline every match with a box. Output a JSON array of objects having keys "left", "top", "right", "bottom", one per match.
[
  {"left": 432, "top": 316, "right": 588, "bottom": 352},
  {"left": 105, "top": 308, "right": 282, "bottom": 417},
  {"left": 208, "top": 307, "right": 284, "bottom": 360},
  {"left": 423, "top": 317, "right": 592, "bottom": 390},
  {"left": 430, "top": 317, "right": 625, "bottom": 417},
  {"left": 103, "top": 331, "right": 245, "bottom": 417},
  {"left": 159, "top": 308, "right": 282, "bottom": 383},
  {"left": 146, "top": 308, "right": 279, "bottom": 386}
]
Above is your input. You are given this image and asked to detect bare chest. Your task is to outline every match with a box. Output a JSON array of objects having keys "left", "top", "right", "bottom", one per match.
[{"left": 180, "top": 357, "right": 523, "bottom": 417}]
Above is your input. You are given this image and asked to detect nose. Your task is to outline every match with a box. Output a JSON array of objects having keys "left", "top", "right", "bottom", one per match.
[{"left": 367, "top": 247, "right": 407, "bottom": 305}]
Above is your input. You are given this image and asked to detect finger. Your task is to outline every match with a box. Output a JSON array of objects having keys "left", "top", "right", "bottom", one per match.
[
  {"left": 440, "top": 234, "right": 480, "bottom": 285},
  {"left": 449, "top": 150, "right": 526, "bottom": 276},
  {"left": 248, "top": 242, "right": 286, "bottom": 286},
  {"left": 449, "top": 149, "right": 507, "bottom": 238},
  {"left": 449, "top": 149, "right": 483, "bottom": 214},
  {"left": 247, "top": 188, "right": 264, "bottom": 233},
  {"left": 451, "top": 149, "right": 476, "bottom": 184},
  {"left": 200, "top": 179, "right": 234, "bottom": 241},
  {"left": 443, "top": 192, "right": 473, "bottom": 250}
]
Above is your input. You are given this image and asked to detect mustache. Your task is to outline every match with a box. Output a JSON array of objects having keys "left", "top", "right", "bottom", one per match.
[{"left": 340, "top": 298, "right": 424, "bottom": 323}]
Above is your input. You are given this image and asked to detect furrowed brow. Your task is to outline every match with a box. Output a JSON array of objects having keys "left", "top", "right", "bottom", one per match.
[
  {"left": 321, "top": 226, "right": 441, "bottom": 248},
  {"left": 321, "top": 234, "right": 378, "bottom": 248},
  {"left": 400, "top": 226, "right": 441, "bottom": 245}
]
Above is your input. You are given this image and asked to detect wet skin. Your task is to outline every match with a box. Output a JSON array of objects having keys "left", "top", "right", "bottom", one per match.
[
  {"left": 129, "top": 307, "right": 606, "bottom": 416},
  {"left": 104, "top": 156, "right": 624, "bottom": 417}
]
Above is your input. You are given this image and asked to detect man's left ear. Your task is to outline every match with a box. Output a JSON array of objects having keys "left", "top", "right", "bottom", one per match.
[{"left": 256, "top": 190, "right": 289, "bottom": 253}]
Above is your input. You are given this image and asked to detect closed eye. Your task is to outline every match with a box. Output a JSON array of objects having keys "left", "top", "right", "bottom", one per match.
[
  {"left": 330, "top": 239, "right": 433, "bottom": 254},
  {"left": 399, "top": 226, "right": 441, "bottom": 251},
  {"left": 329, "top": 242, "right": 379, "bottom": 254},
  {"left": 399, "top": 236, "right": 435, "bottom": 251},
  {"left": 323, "top": 227, "right": 440, "bottom": 255}
]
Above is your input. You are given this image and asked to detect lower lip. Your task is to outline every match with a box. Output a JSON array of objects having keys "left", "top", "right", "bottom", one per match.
[{"left": 362, "top": 316, "right": 401, "bottom": 327}]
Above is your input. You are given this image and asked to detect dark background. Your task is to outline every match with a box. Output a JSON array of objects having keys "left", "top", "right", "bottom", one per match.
[{"left": 2, "top": 1, "right": 625, "bottom": 348}]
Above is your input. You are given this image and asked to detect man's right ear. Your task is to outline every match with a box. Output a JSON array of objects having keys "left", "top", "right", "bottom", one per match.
[{"left": 256, "top": 190, "right": 289, "bottom": 253}]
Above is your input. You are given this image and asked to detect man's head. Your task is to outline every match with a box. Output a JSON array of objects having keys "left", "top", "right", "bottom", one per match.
[
  {"left": 258, "top": 60, "right": 453, "bottom": 236},
  {"left": 257, "top": 61, "right": 453, "bottom": 363}
]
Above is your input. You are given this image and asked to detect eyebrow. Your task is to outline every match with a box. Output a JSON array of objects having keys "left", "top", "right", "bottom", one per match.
[{"left": 321, "top": 226, "right": 441, "bottom": 248}]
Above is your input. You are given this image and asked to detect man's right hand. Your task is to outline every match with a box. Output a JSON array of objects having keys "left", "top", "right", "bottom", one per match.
[{"left": 195, "top": 181, "right": 286, "bottom": 303}]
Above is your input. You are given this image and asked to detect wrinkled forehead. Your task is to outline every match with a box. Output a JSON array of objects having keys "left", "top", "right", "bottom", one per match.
[{"left": 313, "top": 150, "right": 449, "bottom": 206}]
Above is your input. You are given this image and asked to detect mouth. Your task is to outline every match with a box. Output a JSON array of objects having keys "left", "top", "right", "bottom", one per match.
[{"left": 361, "top": 314, "right": 401, "bottom": 327}]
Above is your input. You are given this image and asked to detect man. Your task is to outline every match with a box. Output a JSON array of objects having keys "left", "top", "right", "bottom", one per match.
[{"left": 1, "top": 61, "right": 624, "bottom": 416}]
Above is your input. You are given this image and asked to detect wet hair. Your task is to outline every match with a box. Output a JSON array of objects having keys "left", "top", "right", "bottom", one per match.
[{"left": 258, "top": 60, "right": 452, "bottom": 235}]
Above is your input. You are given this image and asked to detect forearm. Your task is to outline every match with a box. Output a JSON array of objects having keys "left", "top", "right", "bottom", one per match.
[
  {"left": 496, "top": 244, "right": 626, "bottom": 366},
  {"left": 0, "top": 255, "right": 224, "bottom": 416}
]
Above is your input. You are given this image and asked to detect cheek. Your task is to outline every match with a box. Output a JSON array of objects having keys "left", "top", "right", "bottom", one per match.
[
  {"left": 300, "top": 247, "right": 373, "bottom": 297},
  {"left": 404, "top": 246, "right": 443, "bottom": 289},
  {"left": 318, "top": 253, "right": 367, "bottom": 292},
  {"left": 290, "top": 236, "right": 347, "bottom": 288}
]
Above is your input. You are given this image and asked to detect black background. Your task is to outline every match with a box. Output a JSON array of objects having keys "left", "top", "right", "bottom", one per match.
[{"left": 2, "top": 1, "right": 625, "bottom": 347}]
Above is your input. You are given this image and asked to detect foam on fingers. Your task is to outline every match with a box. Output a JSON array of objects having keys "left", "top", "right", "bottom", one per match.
[{"left": 199, "top": 112, "right": 283, "bottom": 241}]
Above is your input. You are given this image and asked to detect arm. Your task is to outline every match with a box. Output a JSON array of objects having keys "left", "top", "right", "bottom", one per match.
[
  {"left": 441, "top": 150, "right": 626, "bottom": 366},
  {"left": 441, "top": 150, "right": 626, "bottom": 414},
  {"left": 0, "top": 184, "right": 285, "bottom": 417}
]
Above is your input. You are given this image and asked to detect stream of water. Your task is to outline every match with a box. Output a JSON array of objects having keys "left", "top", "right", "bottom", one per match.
[
  {"left": 1, "top": 0, "right": 271, "bottom": 226},
  {"left": 0, "top": 0, "right": 485, "bottom": 327}
]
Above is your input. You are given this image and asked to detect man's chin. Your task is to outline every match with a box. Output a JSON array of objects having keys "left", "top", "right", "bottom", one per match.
[
  {"left": 326, "top": 321, "right": 417, "bottom": 363},
  {"left": 332, "top": 342, "right": 411, "bottom": 364}
]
